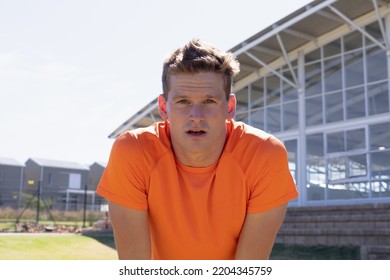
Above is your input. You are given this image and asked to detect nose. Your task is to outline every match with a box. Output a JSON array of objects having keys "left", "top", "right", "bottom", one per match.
[{"left": 189, "top": 103, "right": 205, "bottom": 121}]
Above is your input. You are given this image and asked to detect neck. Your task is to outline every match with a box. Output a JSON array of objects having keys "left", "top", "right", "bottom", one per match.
[
  {"left": 171, "top": 131, "right": 227, "bottom": 168},
  {"left": 174, "top": 147, "right": 223, "bottom": 168}
]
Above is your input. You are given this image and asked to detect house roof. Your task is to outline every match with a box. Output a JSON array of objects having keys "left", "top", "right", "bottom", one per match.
[
  {"left": 108, "top": 0, "right": 390, "bottom": 138},
  {"left": 28, "top": 158, "right": 90, "bottom": 171},
  {"left": 0, "top": 157, "right": 24, "bottom": 167},
  {"left": 90, "top": 162, "right": 107, "bottom": 168}
]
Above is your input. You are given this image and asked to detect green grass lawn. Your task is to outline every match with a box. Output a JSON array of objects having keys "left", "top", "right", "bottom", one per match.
[
  {"left": 0, "top": 234, "right": 118, "bottom": 260},
  {"left": 0, "top": 234, "right": 360, "bottom": 260}
]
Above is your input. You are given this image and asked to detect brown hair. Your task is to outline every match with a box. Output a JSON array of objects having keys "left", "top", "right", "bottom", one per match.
[{"left": 162, "top": 39, "right": 240, "bottom": 100}]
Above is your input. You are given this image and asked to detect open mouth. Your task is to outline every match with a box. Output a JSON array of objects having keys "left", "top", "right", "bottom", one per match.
[{"left": 186, "top": 129, "right": 206, "bottom": 136}]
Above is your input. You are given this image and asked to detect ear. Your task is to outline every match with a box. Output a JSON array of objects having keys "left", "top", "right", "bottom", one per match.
[
  {"left": 158, "top": 94, "right": 168, "bottom": 120},
  {"left": 227, "top": 94, "right": 236, "bottom": 119}
]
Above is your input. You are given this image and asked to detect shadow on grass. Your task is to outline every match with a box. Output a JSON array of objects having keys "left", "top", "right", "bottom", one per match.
[
  {"left": 86, "top": 236, "right": 361, "bottom": 260},
  {"left": 88, "top": 235, "right": 116, "bottom": 250},
  {"left": 270, "top": 244, "right": 360, "bottom": 260}
]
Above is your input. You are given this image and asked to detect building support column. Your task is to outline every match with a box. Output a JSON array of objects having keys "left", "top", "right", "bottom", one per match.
[
  {"left": 297, "top": 50, "right": 307, "bottom": 206},
  {"left": 386, "top": 13, "right": 390, "bottom": 113}
]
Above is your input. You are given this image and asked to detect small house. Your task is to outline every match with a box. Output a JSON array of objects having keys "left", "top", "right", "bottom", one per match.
[
  {"left": 0, "top": 157, "right": 24, "bottom": 208},
  {"left": 24, "top": 158, "right": 95, "bottom": 211}
]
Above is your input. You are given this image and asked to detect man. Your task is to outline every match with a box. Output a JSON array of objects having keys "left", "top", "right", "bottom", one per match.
[{"left": 97, "top": 39, "right": 298, "bottom": 260}]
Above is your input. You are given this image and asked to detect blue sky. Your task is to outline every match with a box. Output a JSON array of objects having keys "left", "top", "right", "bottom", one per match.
[{"left": 0, "top": 0, "right": 312, "bottom": 165}]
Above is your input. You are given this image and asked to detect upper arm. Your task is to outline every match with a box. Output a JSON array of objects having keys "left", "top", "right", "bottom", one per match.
[
  {"left": 235, "top": 203, "right": 288, "bottom": 260},
  {"left": 109, "top": 201, "right": 151, "bottom": 259},
  {"left": 97, "top": 133, "right": 149, "bottom": 210}
]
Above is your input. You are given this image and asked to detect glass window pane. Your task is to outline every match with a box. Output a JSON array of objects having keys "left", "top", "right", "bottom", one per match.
[
  {"left": 235, "top": 88, "right": 248, "bottom": 112},
  {"left": 306, "top": 133, "right": 325, "bottom": 201},
  {"left": 325, "top": 91, "right": 344, "bottom": 123},
  {"left": 324, "top": 38, "right": 341, "bottom": 58},
  {"left": 324, "top": 56, "right": 342, "bottom": 92},
  {"left": 366, "top": 46, "right": 387, "bottom": 83},
  {"left": 307, "top": 133, "right": 324, "bottom": 157},
  {"left": 283, "top": 101, "right": 298, "bottom": 131},
  {"left": 371, "top": 181, "right": 390, "bottom": 198},
  {"left": 305, "top": 62, "right": 322, "bottom": 97},
  {"left": 346, "top": 86, "right": 366, "bottom": 119},
  {"left": 282, "top": 68, "right": 298, "bottom": 99},
  {"left": 344, "top": 30, "right": 362, "bottom": 51},
  {"left": 307, "top": 158, "right": 326, "bottom": 183},
  {"left": 370, "top": 122, "right": 390, "bottom": 150},
  {"left": 328, "top": 182, "right": 369, "bottom": 200},
  {"left": 234, "top": 112, "right": 249, "bottom": 124},
  {"left": 365, "top": 21, "right": 384, "bottom": 43},
  {"left": 371, "top": 151, "right": 390, "bottom": 198},
  {"left": 307, "top": 157, "right": 326, "bottom": 201},
  {"left": 283, "top": 82, "right": 298, "bottom": 101},
  {"left": 250, "top": 108, "right": 264, "bottom": 130},
  {"left": 328, "top": 157, "right": 346, "bottom": 180},
  {"left": 266, "top": 105, "right": 280, "bottom": 133},
  {"left": 265, "top": 75, "right": 281, "bottom": 105},
  {"left": 248, "top": 83, "right": 265, "bottom": 128},
  {"left": 282, "top": 60, "right": 297, "bottom": 70},
  {"left": 371, "top": 151, "right": 390, "bottom": 179},
  {"left": 327, "top": 131, "right": 345, "bottom": 153},
  {"left": 368, "top": 82, "right": 389, "bottom": 115},
  {"left": 285, "top": 139, "right": 297, "bottom": 183},
  {"left": 346, "top": 128, "right": 365, "bottom": 151},
  {"left": 250, "top": 81, "right": 264, "bottom": 108},
  {"left": 348, "top": 154, "right": 367, "bottom": 177},
  {"left": 305, "top": 95, "right": 323, "bottom": 126},
  {"left": 345, "top": 50, "right": 364, "bottom": 87},
  {"left": 305, "top": 48, "right": 321, "bottom": 63}
]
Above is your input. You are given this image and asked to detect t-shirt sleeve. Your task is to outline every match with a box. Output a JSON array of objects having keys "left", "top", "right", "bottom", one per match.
[
  {"left": 247, "top": 135, "right": 298, "bottom": 213},
  {"left": 96, "top": 132, "right": 149, "bottom": 210}
]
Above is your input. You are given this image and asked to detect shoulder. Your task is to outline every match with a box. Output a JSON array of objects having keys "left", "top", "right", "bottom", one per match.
[
  {"left": 226, "top": 121, "right": 284, "bottom": 151},
  {"left": 111, "top": 122, "right": 171, "bottom": 163},
  {"left": 224, "top": 121, "right": 288, "bottom": 169},
  {"left": 114, "top": 122, "right": 169, "bottom": 147}
]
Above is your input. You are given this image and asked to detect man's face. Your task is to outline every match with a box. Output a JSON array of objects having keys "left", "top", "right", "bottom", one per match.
[{"left": 158, "top": 72, "right": 236, "bottom": 167}]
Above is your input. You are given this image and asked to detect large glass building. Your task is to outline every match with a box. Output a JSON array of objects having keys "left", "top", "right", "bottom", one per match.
[{"left": 109, "top": 0, "right": 390, "bottom": 207}]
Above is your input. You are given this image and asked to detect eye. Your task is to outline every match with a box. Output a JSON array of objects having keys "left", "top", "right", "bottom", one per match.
[
  {"left": 177, "top": 99, "right": 190, "bottom": 104},
  {"left": 204, "top": 99, "right": 216, "bottom": 104}
]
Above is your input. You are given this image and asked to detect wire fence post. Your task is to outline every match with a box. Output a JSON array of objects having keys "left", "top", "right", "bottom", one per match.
[{"left": 83, "top": 184, "right": 87, "bottom": 228}]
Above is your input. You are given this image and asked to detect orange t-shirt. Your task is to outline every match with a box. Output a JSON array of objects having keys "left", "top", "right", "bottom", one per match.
[{"left": 97, "top": 120, "right": 298, "bottom": 259}]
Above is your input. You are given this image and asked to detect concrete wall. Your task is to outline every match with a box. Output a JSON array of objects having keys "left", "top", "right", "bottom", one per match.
[{"left": 277, "top": 203, "right": 390, "bottom": 259}]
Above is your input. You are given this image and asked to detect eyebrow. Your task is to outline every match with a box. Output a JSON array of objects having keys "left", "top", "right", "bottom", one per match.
[{"left": 172, "top": 94, "right": 222, "bottom": 100}]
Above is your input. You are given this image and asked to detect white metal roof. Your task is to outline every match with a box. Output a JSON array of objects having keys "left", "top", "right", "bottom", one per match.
[
  {"left": 108, "top": 0, "right": 390, "bottom": 138},
  {"left": 0, "top": 157, "right": 24, "bottom": 167},
  {"left": 28, "top": 158, "right": 90, "bottom": 171},
  {"left": 90, "top": 161, "right": 107, "bottom": 168}
]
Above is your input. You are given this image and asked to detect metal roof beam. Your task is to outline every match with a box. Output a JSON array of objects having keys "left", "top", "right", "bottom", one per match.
[
  {"left": 276, "top": 32, "right": 299, "bottom": 87},
  {"left": 149, "top": 112, "right": 157, "bottom": 122},
  {"left": 108, "top": 101, "right": 158, "bottom": 138},
  {"left": 372, "top": 0, "right": 390, "bottom": 48},
  {"left": 245, "top": 51, "right": 297, "bottom": 88},
  {"left": 251, "top": 45, "right": 281, "bottom": 56},
  {"left": 372, "top": 0, "right": 388, "bottom": 6},
  {"left": 240, "top": 64, "right": 261, "bottom": 72},
  {"left": 328, "top": 5, "right": 387, "bottom": 50},
  {"left": 315, "top": 9, "right": 346, "bottom": 24},
  {"left": 282, "top": 27, "right": 317, "bottom": 41},
  {"left": 233, "top": 6, "right": 390, "bottom": 93},
  {"left": 233, "top": 0, "right": 338, "bottom": 56}
]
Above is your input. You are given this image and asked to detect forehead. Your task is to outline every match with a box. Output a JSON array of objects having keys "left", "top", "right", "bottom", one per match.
[{"left": 167, "top": 72, "right": 225, "bottom": 96}]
